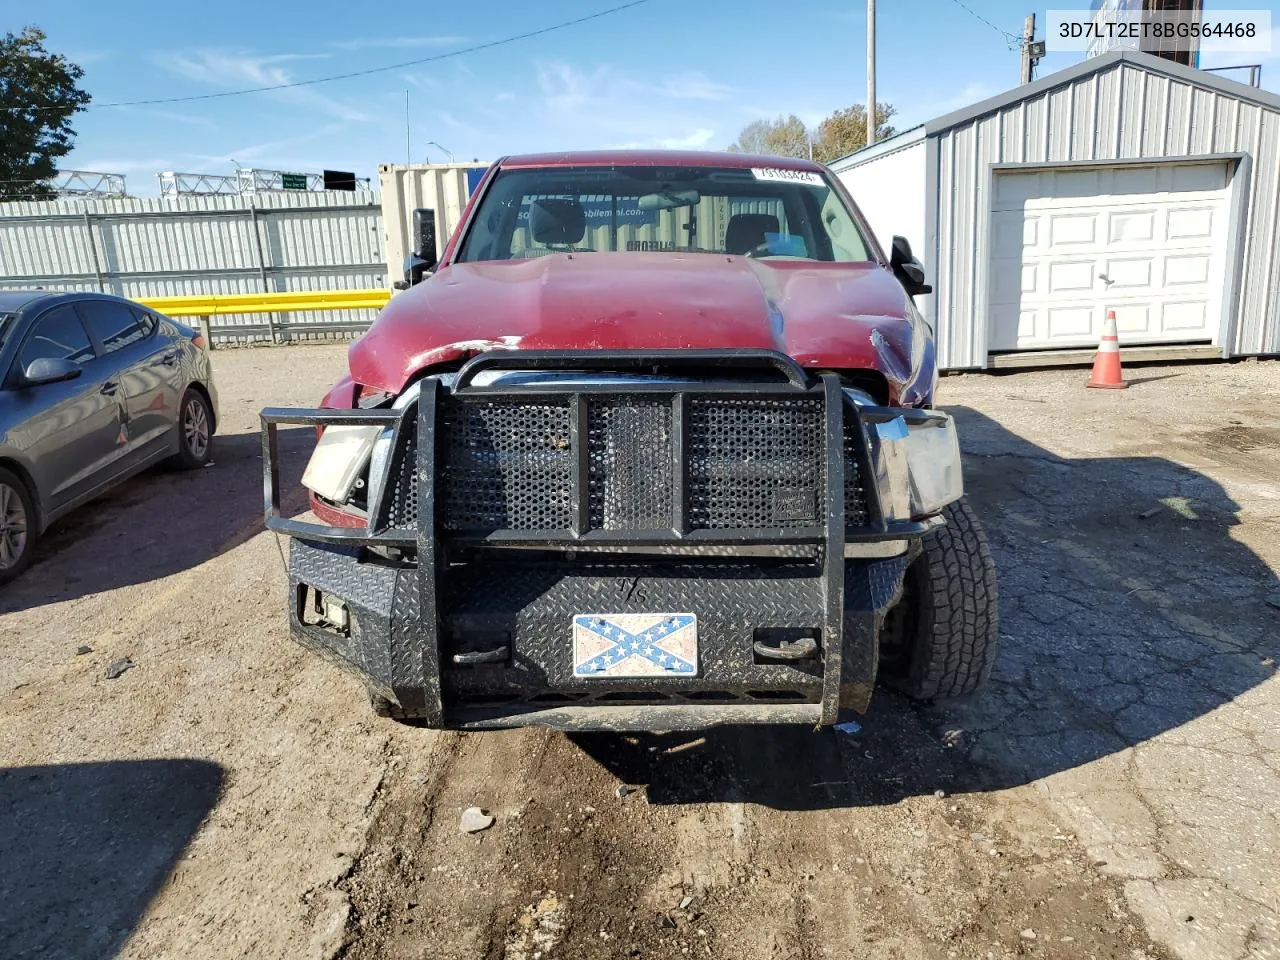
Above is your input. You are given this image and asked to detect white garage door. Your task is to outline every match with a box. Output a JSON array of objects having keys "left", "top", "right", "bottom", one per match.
[{"left": 989, "top": 162, "right": 1231, "bottom": 351}]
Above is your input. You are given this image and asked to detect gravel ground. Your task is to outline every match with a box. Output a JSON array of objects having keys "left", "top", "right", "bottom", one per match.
[{"left": 1, "top": 346, "right": 1276, "bottom": 960}]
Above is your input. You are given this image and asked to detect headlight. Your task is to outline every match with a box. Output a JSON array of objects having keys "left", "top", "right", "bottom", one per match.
[
  {"left": 899, "top": 416, "right": 963, "bottom": 517},
  {"left": 858, "top": 406, "right": 963, "bottom": 521},
  {"left": 301, "top": 424, "right": 383, "bottom": 502}
]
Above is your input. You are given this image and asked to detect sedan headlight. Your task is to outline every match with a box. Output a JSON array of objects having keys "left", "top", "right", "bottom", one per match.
[{"left": 858, "top": 405, "right": 963, "bottom": 522}]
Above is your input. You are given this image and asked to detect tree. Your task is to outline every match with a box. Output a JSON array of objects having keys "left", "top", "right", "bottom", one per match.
[
  {"left": 812, "top": 102, "right": 897, "bottom": 165},
  {"left": 0, "top": 27, "right": 91, "bottom": 201},
  {"left": 728, "top": 114, "right": 811, "bottom": 159},
  {"left": 727, "top": 118, "right": 774, "bottom": 155}
]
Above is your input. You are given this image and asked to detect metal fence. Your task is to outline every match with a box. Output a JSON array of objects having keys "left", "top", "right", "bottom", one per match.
[{"left": 0, "top": 192, "right": 387, "bottom": 344}]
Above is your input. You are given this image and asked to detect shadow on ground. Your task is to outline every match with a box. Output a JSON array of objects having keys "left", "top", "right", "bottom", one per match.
[
  {"left": 0, "top": 759, "right": 224, "bottom": 960},
  {"left": 571, "top": 406, "right": 1280, "bottom": 808},
  {"left": 0, "top": 427, "right": 313, "bottom": 613}
]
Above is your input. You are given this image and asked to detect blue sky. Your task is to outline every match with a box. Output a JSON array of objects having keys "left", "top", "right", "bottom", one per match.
[{"left": 12, "top": 0, "right": 1280, "bottom": 194}]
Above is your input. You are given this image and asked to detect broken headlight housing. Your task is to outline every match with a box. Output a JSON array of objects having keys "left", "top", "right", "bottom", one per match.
[{"left": 845, "top": 389, "right": 964, "bottom": 522}]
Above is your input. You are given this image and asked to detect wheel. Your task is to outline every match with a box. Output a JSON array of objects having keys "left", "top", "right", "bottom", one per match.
[
  {"left": 170, "top": 387, "right": 214, "bottom": 469},
  {"left": 0, "top": 469, "right": 37, "bottom": 585},
  {"left": 879, "top": 497, "right": 999, "bottom": 700}
]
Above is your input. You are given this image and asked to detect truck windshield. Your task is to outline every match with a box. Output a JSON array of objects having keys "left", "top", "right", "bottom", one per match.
[{"left": 455, "top": 164, "right": 872, "bottom": 264}]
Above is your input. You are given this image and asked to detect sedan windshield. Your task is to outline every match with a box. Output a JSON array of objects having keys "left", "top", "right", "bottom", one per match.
[
  {"left": 0, "top": 313, "right": 13, "bottom": 351},
  {"left": 456, "top": 164, "right": 872, "bottom": 264}
]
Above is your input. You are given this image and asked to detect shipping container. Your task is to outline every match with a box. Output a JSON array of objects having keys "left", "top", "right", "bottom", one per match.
[{"left": 378, "top": 163, "right": 491, "bottom": 282}]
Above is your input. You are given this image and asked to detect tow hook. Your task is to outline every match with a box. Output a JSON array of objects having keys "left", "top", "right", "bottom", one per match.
[{"left": 752, "top": 636, "right": 819, "bottom": 661}]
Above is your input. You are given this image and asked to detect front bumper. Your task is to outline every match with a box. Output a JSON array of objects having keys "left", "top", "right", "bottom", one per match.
[{"left": 261, "top": 350, "right": 954, "bottom": 731}]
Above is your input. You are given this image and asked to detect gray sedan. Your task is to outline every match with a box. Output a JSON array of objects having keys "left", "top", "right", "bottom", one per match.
[{"left": 0, "top": 291, "right": 219, "bottom": 582}]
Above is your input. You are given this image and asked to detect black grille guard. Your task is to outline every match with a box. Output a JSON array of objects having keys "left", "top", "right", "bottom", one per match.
[
  {"left": 261, "top": 349, "right": 942, "bottom": 549},
  {"left": 260, "top": 350, "right": 945, "bottom": 727}
]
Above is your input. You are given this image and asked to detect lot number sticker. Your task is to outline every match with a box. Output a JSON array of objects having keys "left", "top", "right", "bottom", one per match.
[{"left": 751, "top": 168, "right": 824, "bottom": 186}]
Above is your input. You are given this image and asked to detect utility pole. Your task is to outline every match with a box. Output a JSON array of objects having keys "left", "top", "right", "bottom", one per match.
[
  {"left": 866, "top": 0, "right": 877, "bottom": 147},
  {"left": 1020, "top": 13, "right": 1036, "bottom": 85},
  {"left": 404, "top": 90, "right": 411, "bottom": 165}
]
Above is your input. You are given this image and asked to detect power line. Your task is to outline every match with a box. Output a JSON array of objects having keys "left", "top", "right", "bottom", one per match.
[
  {"left": 945, "top": 0, "right": 1021, "bottom": 45},
  {"left": 8, "top": 0, "right": 655, "bottom": 113}
]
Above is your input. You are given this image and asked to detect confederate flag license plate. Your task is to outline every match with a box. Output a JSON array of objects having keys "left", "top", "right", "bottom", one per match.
[{"left": 571, "top": 613, "right": 698, "bottom": 678}]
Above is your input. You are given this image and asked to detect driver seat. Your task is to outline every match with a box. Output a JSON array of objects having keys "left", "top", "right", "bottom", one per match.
[{"left": 725, "top": 213, "right": 780, "bottom": 255}]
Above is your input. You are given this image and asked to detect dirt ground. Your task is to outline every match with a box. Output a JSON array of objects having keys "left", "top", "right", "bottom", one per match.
[{"left": 1, "top": 346, "right": 1277, "bottom": 960}]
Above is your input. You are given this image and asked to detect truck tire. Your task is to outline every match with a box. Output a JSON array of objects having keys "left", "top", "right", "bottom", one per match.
[{"left": 879, "top": 497, "right": 999, "bottom": 700}]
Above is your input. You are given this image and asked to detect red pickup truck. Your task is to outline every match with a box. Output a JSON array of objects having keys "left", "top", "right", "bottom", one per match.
[{"left": 261, "top": 150, "right": 998, "bottom": 731}]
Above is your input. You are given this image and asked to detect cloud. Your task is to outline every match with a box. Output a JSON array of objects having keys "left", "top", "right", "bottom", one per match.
[
  {"left": 659, "top": 72, "right": 734, "bottom": 101},
  {"left": 63, "top": 50, "right": 114, "bottom": 66},
  {"left": 920, "top": 80, "right": 1003, "bottom": 117},
  {"left": 533, "top": 61, "right": 729, "bottom": 151},
  {"left": 435, "top": 110, "right": 479, "bottom": 135},
  {"left": 493, "top": 90, "right": 517, "bottom": 104},
  {"left": 69, "top": 157, "right": 177, "bottom": 176},
  {"left": 329, "top": 35, "right": 468, "bottom": 51},
  {"left": 734, "top": 102, "right": 822, "bottom": 122},
  {"left": 155, "top": 49, "right": 371, "bottom": 122},
  {"left": 186, "top": 122, "right": 350, "bottom": 166},
  {"left": 119, "top": 106, "right": 216, "bottom": 128},
  {"left": 402, "top": 71, "right": 441, "bottom": 91},
  {"left": 536, "top": 61, "right": 604, "bottom": 111},
  {"left": 658, "top": 128, "right": 716, "bottom": 149}
]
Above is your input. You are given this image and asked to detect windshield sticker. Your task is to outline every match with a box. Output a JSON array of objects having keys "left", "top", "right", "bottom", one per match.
[
  {"left": 626, "top": 240, "right": 676, "bottom": 251},
  {"left": 750, "top": 168, "right": 824, "bottom": 186},
  {"left": 517, "top": 197, "right": 657, "bottom": 227}
]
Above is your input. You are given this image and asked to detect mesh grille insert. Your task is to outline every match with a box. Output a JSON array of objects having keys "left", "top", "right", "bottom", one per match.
[
  {"left": 587, "top": 397, "right": 673, "bottom": 530},
  {"left": 387, "top": 391, "right": 872, "bottom": 536},
  {"left": 842, "top": 419, "right": 871, "bottom": 529},
  {"left": 687, "top": 398, "right": 825, "bottom": 530},
  {"left": 438, "top": 399, "right": 573, "bottom": 532},
  {"left": 382, "top": 418, "right": 419, "bottom": 529}
]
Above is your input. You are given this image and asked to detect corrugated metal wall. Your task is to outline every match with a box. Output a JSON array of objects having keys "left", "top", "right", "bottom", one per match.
[
  {"left": 0, "top": 191, "right": 386, "bottom": 342},
  {"left": 931, "top": 60, "right": 1280, "bottom": 367}
]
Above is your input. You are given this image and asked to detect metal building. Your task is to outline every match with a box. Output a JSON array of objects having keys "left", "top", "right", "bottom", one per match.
[{"left": 832, "top": 49, "right": 1280, "bottom": 370}]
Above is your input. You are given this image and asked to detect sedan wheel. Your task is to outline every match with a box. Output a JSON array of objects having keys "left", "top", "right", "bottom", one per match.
[
  {"left": 170, "top": 388, "right": 215, "bottom": 470},
  {"left": 184, "top": 396, "right": 210, "bottom": 459},
  {"left": 0, "top": 473, "right": 33, "bottom": 580}
]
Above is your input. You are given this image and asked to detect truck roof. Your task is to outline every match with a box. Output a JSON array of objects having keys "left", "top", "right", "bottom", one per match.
[{"left": 498, "top": 149, "right": 827, "bottom": 171}]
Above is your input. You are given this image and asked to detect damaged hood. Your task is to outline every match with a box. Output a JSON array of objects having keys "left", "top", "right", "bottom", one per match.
[{"left": 349, "top": 253, "right": 934, "bottom": 404}]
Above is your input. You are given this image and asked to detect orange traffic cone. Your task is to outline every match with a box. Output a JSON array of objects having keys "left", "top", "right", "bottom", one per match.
[{"left": 1087, "top": 310, "right": 1127, "bottom": 389}]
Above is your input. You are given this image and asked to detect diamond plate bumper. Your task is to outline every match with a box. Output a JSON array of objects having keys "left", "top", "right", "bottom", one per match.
[{"left": 287, "top": 538, "right": 910, "bottom": 730}]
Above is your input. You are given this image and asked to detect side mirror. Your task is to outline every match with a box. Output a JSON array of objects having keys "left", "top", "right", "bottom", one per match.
[
  {"left": 24, "top": 357, "right": 82, "bottom": 385},
  {"left": 402, "top": 253, "right": 433, "bottom": 289},
  {"left": 402, "top": 207, "right": 438, "bottom": 287},
  {"left": 889, "top": 235, "right": 932, "bottom": 297}
]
